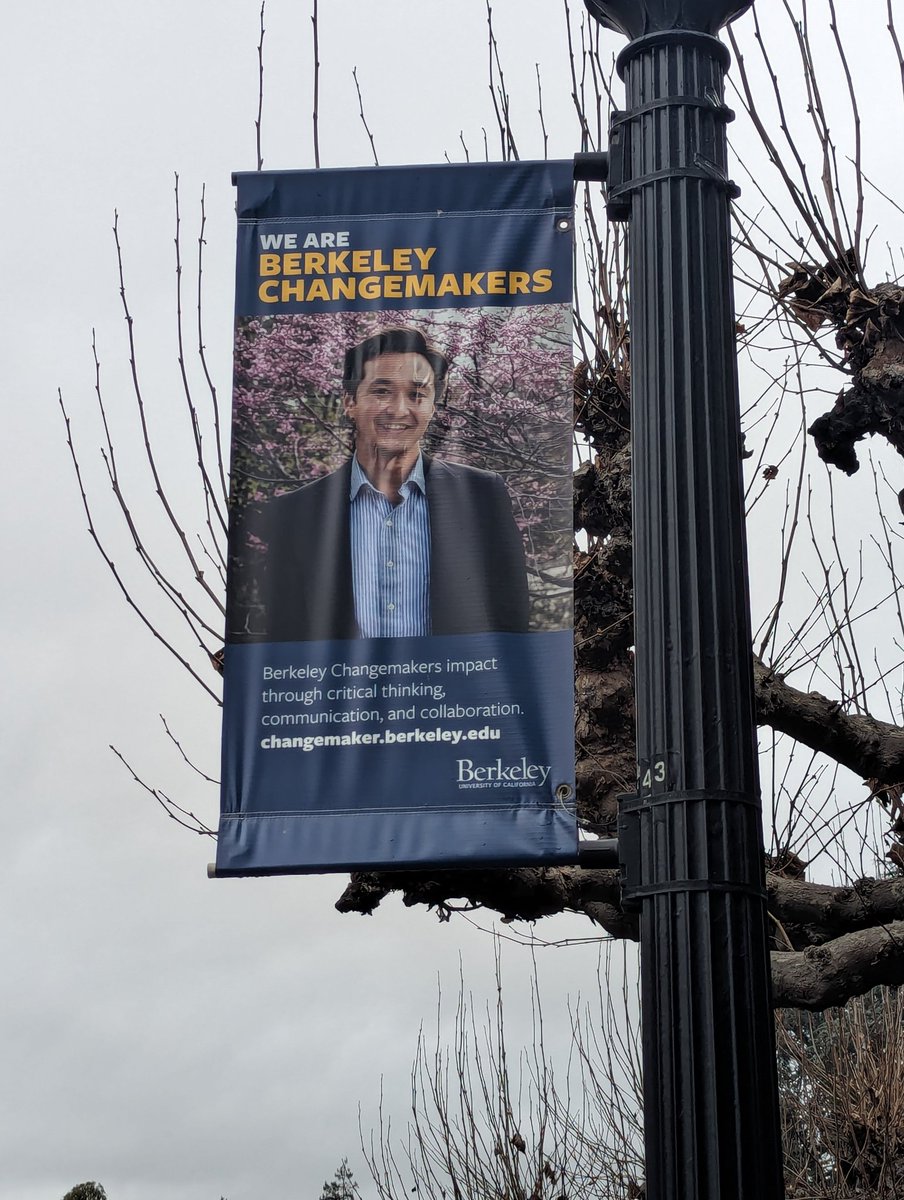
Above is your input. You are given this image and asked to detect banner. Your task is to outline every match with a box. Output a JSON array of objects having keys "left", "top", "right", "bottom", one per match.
[{"left": 217, "top": 161, "right": 577, "bottom": 875}]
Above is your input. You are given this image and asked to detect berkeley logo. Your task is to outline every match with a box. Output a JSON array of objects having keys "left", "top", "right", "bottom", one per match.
[{"left": 456, "top": 757, "right": 551, "bottom": 787}]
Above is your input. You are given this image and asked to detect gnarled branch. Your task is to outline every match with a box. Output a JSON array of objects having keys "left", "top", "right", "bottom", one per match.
[
  {"left": 754, "top": 657, "right": 904, "bottom": 783},
  {"left": 771, "top": 921, "right": 904, "bottom": 1009}
]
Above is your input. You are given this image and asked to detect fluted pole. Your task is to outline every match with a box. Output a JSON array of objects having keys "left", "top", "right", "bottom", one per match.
[{"left": 583, "top": 2, "right": 785, "bottom": 1196}]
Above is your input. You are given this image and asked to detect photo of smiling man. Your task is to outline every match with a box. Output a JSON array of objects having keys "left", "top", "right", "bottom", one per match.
[{"left": 259, "top": 326, "right": 530, "bottom": 643}]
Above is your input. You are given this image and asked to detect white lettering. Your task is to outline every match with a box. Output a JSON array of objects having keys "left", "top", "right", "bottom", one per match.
[
  {"left": 259, "top": 232, "right": 297, "bottom": 249},
  {"left": 456, "top": 758, "right": 552, "bottom": 786}
]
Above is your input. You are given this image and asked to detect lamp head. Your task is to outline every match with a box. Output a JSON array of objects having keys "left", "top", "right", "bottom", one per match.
[{"left": 583, "top": 0, "right": 753, "bottom": 38}]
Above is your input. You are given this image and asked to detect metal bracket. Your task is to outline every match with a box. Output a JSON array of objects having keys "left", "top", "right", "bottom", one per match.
[
  {"left": 576, "top": 836, "right": 620, "bottom": 868},
  {"left": 586, "top": 95, "right": 741, "bottom": 225},
  {"left": 618, "top": 789, "right": 763, "bottom": 911},
  {"left": 605, "top": 112, "right": 631, "bottom": 221},
  {"left": 572, "top": 130, "right": 628, "bottom": 222},
  {"left": 616, "top": 792, "right": 642, "bottom": 908},
  {"left": 573, "top": 151, "right": 610, "bottom": 183}
]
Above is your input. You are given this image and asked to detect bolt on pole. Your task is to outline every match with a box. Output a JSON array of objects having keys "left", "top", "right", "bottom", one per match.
[{"left": 582, "top": 1, "right": 785, "bottom": 1196}]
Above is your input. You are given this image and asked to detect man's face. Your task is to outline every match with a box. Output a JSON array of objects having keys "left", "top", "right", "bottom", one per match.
[{"left": 344, "top": 352, "right": 436, "bottom": 458}]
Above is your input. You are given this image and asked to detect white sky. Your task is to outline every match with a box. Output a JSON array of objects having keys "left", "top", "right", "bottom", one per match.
[{"left": 1, "top": 2, "right": 899, "bottom": 1198}]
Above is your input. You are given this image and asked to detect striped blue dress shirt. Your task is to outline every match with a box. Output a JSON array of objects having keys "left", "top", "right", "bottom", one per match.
[{"left": 349, "top": 455, "right": 431, "bottom": 637}]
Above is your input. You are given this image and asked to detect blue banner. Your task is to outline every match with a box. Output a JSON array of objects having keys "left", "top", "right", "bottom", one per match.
[{"left": 219, "top": 161, "right": 577, "bottom": 874}]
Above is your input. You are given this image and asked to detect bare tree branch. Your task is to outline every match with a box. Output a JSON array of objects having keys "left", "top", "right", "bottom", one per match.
[
  {"left": 754, "top": 656, "right": 904, "bottom": 783},
  {"left": 771, "top": 920, "right": 904, "bottom": 1009},
  {"left": 312, "top": 0, "right": 321, "bottom": 168},
  {"left": 352, "top": 67, "right": 379, "bottom": 166},
  {"left": 255, "top": 0, "right": 265, "bottom": 170}
]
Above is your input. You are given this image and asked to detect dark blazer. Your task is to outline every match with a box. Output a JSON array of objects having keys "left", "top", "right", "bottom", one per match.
[{"left": 252, "top": 456, "right": 529, "bottom": 642}]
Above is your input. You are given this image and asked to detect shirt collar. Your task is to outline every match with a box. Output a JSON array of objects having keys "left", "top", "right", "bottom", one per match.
[{"left": 350, "top": 453, "right": 427, "bottom": 500}]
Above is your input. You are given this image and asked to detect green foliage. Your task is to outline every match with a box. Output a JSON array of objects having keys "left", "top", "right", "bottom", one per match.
[
  {"left": 320, "top": 1158, "right": 360, "bottom": 1200},
  {"left": 62, "top": 1184, "right": 107, "bottom": 1200}
]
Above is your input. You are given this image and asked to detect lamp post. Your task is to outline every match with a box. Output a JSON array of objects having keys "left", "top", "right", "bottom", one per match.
[{"left": 581, "top": 2, "right": 785, "bottom": 1196}]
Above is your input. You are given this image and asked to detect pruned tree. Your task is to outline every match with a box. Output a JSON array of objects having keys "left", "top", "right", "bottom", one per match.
[{"left": 59, "top": 0, "right": 904, "bottom": 1011}]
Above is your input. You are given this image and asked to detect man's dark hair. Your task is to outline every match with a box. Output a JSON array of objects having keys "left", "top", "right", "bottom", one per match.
[{"left": 342, "top": 327, "right": 449, "bottom": 401}]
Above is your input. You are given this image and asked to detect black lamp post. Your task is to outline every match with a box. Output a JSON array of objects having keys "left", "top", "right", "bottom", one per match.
[{"left": 580, "top": 2, "right": 785, "bottom": 1197}]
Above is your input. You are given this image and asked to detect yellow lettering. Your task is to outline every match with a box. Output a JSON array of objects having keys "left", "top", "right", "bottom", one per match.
[
  {"left": 383, "top": 275, "right": 403, "bottom": 298},
  {"left": 259, "top": 254, "right": 281, "bottom": 276},
  {"left": 282, "top": 253, "right": 302, "bottom": 276},
  {"left": 328, "top": 251, "right": 350, "bottom": 273},
  {"left": 305, "top": 252, "right": 326, "bottom": 275},
  {"left": 436, "top": 273, "right": 462, "bottom": 297},
  {"left": 405, "top": 275, "right": 436, "bottom": 297},
  {"left": 486, "top": 271, "right": 506, "bottom": 294},
  {"left": 332, "top": 277, "right": 356, "bottom": 300},
  {"left": 280, "top": 279, "right": 306, "bottom": 301},
  {"left": 532, "top": 268, "right": 553, "bottom": 293},
  {"left": 359, "top": 275, "right": 381, "bottom": 300},
  {"left": 307, "top": 279, "right": 330, "bottom": 301},
  {"left": 462, "top": 272, "right": 485, "bottom": 295},
  {"left": 258, "top": 280, "right": 279, "bottom": 303},
  {"left": 393, "top": 248, "right": 413, "bottom": 272},
  {"left": 351, "top": 250, "right": 371, "bottom": 274},
  {"left": 414, "top": 247, "right": 437, "bottom": 270},
  {"left": 372, "top": 248, "right": 390, "bottom": 272},
  {"left": 509, "top": 271, "right": 530, "bottom": 294}
]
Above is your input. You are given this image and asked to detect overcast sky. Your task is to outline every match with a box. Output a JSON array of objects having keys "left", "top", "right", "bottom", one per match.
[
  {"left": 0, "top": 6, "right": 614, "bottom": 1198},
  {"left": 1, "top": 3, "right": 899, "bottom": 1199}
]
